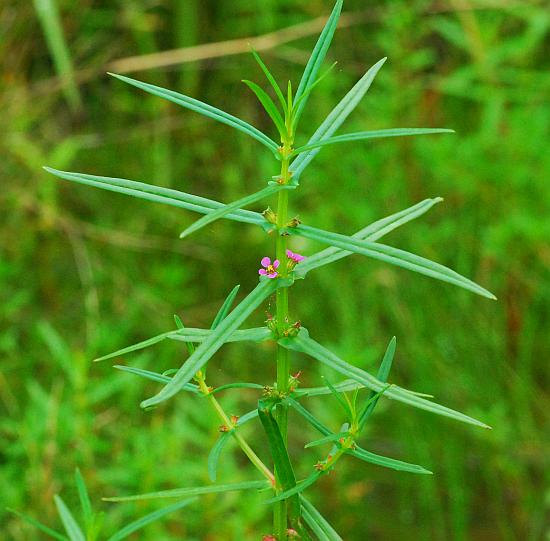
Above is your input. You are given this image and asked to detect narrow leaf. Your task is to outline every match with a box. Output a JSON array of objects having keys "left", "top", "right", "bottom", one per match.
[
  {"left": 106, "top": 498, "right": 196, "bottom": 541},
  {"left": 53, "top": 496, "right": 85, "bottom": 541},
  {"left": 74, "top": 469, "right": 93, "bottom": 530},
  {"left": 211, "top": 285, "right": 241, "bottom": 329},
  {"left": 358, "top": 337, "right": 396, "bottom": 429},
  {"left": 258, "top": 399, "right": 300, "bottom": 518},
  {"left": 265, "top": 471, "right": 322, "bottom": 504},
  {"left": 250, "top": 49, "right": 287, "bottom": 112},
  {"left": 242, "top": 80, "right": 287, "bottom": 137},
  {"left": 179, "top": 184, "right": 290, "bottom": 239},
  {"left": 6, "top": 509, "right": 69, "bottom": 541},
  {"left": 290, "top": 57, "right": 387, "bottom": 182},
  {"left": 300, "top": 496, "right": 343, "bottom": 541},
  {"left": 109, "top": 73, "right": 279, "bottom": 153},
  {"left": 304, "top": 431, "right": 349, "bottom": 449},
  {"left": 103, "top": 480, "right": 269, "bottom": 502},
  {"left": 291, "top": 128, "right": 454, "bottom": 155},
  {"left": 44, "top": 167, "right": 265, "bottom": 228},
  {"left": 113, "top": 365, "right": 200, "bottom": 394},
  {"left": 297, "top": 198, "right": 443, "bottom": 276},
  {"left": 281, "top": 329, "right": 491, "bottom": 429},
  {"left": 292, "top": 225, "right": 496, "bottom": 299},
  {"left": 294, "top": 0, "right": 343, "bottom": 121},
  {"left": 140, "top": 280, "right": 279, "bottom": 409}
]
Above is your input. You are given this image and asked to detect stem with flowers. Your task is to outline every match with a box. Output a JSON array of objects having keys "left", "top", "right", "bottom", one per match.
[{"left": 39, "top": 1, "right": 496, "bottom": 540}]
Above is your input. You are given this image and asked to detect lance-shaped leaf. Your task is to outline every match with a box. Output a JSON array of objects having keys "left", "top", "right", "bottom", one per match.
[
  {"left": 290, "top": 57, "right": 387, "bottom": 182},
  {"left": 53, "top": 496, "right": 85, "bottom": 541},
  {"left": 113, "top": 365, "right": 200, "bottom": 394},
  {"left": 291, "top": 128, "right": 454, "bottom": 156},
  {"left": 95, "top": 327, "right": 271, "bottom": 363},
  {"left": 179, "top": 184, "right": 293, "bottom": 239},
  {"left": 44, "top": 167, "right": 266, "bottom": 228},
  {"left": 106, "top": 499, "right": 196, "bottom": 541},
  {"left": 258, "top": 399, "right": 300, "bottom": 518},
  {"left": 103, "top": 480, "right": 268, "bottom": 502},
  {"left": 291, "top": 225, "right": 496, "bottom": 299},
  {"left": 74, "top": 469, "right": 93, "bottom": 532},
  {"left": 297, "top": 198, "right": 443, "bottom": 277},
  {"left": 293, "top": 0, "right": 343, "bottom": 122},
  {"left": 281, "top": 330, "right": 491, "bottom": 429},
  {"left": 109, "top": 73, "right": 279, "bottom": 153},
  {"left": 358, "top": 337, "right": 396, "bottom": 430},
  {"left": 304, "top": 431, "right": 349, "bottom": 449},
  {"left": 140, "top": 280, "right": 279, "bottom": 409},
  {"left": 286, "top": 397, "right": 432, "bottom": 474},
  {"left": 265, "top": 471, "right": 322, "bottom": 504},
  {"left": 300, "top": 496, "right": 343, "bottom": 541},
  {"left": 6, "top": 509, "right": 69, "bottom": 541},
  {"left": 242, "top": 80, "right": 287, "bottom": 137},
  {"left": 211, "top": 284, "right": 241, "bottom": 329},
  {"left": 250, "top": 49, "right": 287, "bottom": 112}
]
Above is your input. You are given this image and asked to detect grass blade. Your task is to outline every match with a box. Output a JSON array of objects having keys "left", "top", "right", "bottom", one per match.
[
  {"left": 103, "top": 480, "right": 269, "bottom": 502},
  {"left": 293, "top": 0, "right": 343, "bottom": 122},
  {"left": 53, "top": 495, "right": 85, "bottom": 541},
  {"left": 292, "top": 225, "right": 496, "bottom": 299},
  {"left": 211, "top": 285, "right": 241, "bottom": 329},
  {"left": 140, "top": 280, "right": 279, "bottom": 409},
  {"left": 74, "top": 469, "right": 92, "bottom": 531},
  {"left": 6, "top": 509, "right": 69, "bottom": 541},
  {"left": 258, "top": 399, "right": 300, "bottom": 518},
  {"left": 109, "top": 73, "right": 279, "bottom": 153},
  {"left": 242, "top": 80, "right": 287, "bottom": 137},
  {"left": 290, "top": 57, "right": 387, "bottom": 182},
  {"left": 297, "top": 198, "right": 443, "bottom": 276},
  {"left": 281, "top": 329, "right": 491, "bottom": 429},
  {"left": 291, "top": 128, "right": 454, "bottom": 155},
  {"left": 44, "top": 167, "right": 266, "bottom": 228},
  {"left": 358, "top": 337, "right": 396, "bottom": 429},
  {"left": 106, "top": 498, "right": 196, "bottom": 541},
  {"left": 250, "top": 49, "right": 287, "bottom": 112},
  {"left": 179, "top": 184, "right": 290, "bottom": 239},
  {"left": 300, "top": 496, "right": 343, "bottom": 541}
]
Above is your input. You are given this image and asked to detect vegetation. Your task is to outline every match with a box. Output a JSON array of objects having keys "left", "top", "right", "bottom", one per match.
[{"left": 1, "top": 1, "right": 548, "bottom": 539}]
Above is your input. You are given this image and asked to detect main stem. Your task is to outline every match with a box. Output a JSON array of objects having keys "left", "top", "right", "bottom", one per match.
[{"left": 274, "top": 148, "right": 291, "bottom": 538}]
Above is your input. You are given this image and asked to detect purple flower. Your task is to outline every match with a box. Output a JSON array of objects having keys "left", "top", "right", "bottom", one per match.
[
  {"left": 286, "top": 249, "right": 305, "bottom": 263},
  {"left": 259, "top": 257, "right": 280, "bottom": 279}
]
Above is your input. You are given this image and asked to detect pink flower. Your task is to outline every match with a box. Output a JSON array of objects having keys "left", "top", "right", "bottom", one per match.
[
  {"left": 286, "top": 249, "right": 305, "bottom": 263},
  {"left": 259, "top": 257, "right": 280, "bottom": 279}
]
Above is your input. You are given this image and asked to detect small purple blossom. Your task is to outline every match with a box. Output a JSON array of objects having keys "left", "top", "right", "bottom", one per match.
[
  {"left": 259, "top": 257, "right": 280, "bottom": 279},
  {"left": 286, "top": 249, "right": 305, "bottom": 263}
]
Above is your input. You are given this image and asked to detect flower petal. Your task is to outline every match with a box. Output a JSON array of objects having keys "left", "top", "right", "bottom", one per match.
[
  {"left": 261, "top": 257, "right": 271, "bottom": 268},
  {"left": 259, "top": 269, "right": 268, "bottom": 275},
  {"left": 267, "top": 272, "right": 278, "bottom": 278},
  {"left": 273, "top": 259, "right": 280, "bottom": 269},
  {"left": 286, "top": 249, "right": 294, "bottom": 258}
]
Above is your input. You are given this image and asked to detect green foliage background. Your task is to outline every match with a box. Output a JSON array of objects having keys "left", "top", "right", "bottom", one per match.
[{"left": 1, "top": 0, "right": 548, "bottom": 539}]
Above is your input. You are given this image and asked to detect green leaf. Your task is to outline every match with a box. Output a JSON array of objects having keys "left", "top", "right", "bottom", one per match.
[
  {"left": 140, "top": 280, "right": 279, "bottom": 409},
  {"left": 54, "top": 495, "right": 85, "bottom": 541},
  {"left": 250, "top": 49, "right": 287, "bottom": 112},
  {"left": 242, "top": 80, "right": 287, "bottom": 137},
  {"left": 6, "top": 508, "right": 69, "bottom": 541},
  {"left": 265, "top": 471, "right": 322, "bottom": 504},
  {"left": 300, "top": 496, "right": 343, "bottom": 541},
  {"left": 297, "top": 198, "right": 443, "bottom": 276},
  {"left": 210, "top": 382, "right": 264, "bottom": 394},
  {"left": 106, "top": 498, "right": 196, "bottom": 541},
  {"left": 293, "top": 0, "right": 343, "bottom": 122},
  {"left": 291, "top": 128, "right": 454, "bottom": 156},
  {"left": 281, "top": 330, "right": 491, "bottom": 429},
  {"left": 358, "top": 337, "right": 396, "bottom": 429},
  {"left": 44, "top": 167, "right": 266, "bottom": 228},
  {"left": 109, "top": 73, "right": 279, "bottom": 153},
  {"left": 103, "top": 480, "right": 269, "bottom": 502},
  {"left": 304, "top": 431, "right": 349, "bottom": 449},
  {"left": 179, "top": 184, "right": 291, "bottom": 239},
  {"left": 257, "top": 399, "right": 300, "bottom": 518},
  {"left": 292, "top": 62, "right": 338, "bottom": 114},
  {"left": 211, "top": 285, "right": 241, "bottom": 329},
  {"left": 74, "top": 469, "right": 93, "bottom": 531},
  {"left": 290, "top": 57, "right": 387, "bottom": 182},
  {"left": 113, "top": 365, "right": 200, "bottom": 394},
  {"left": 95, "top": 326, "right": 271, "bottom": 362},
  {"left": 322, "top": 377, "right": 352, "bottom": 419},
  {"left": 291, "top": 225, "right": 496, "bottom": 299}
]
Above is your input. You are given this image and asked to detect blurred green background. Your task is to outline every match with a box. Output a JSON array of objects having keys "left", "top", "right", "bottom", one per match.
[{"left": 1, "top": 0, "right": 549, "bottom": 539}]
